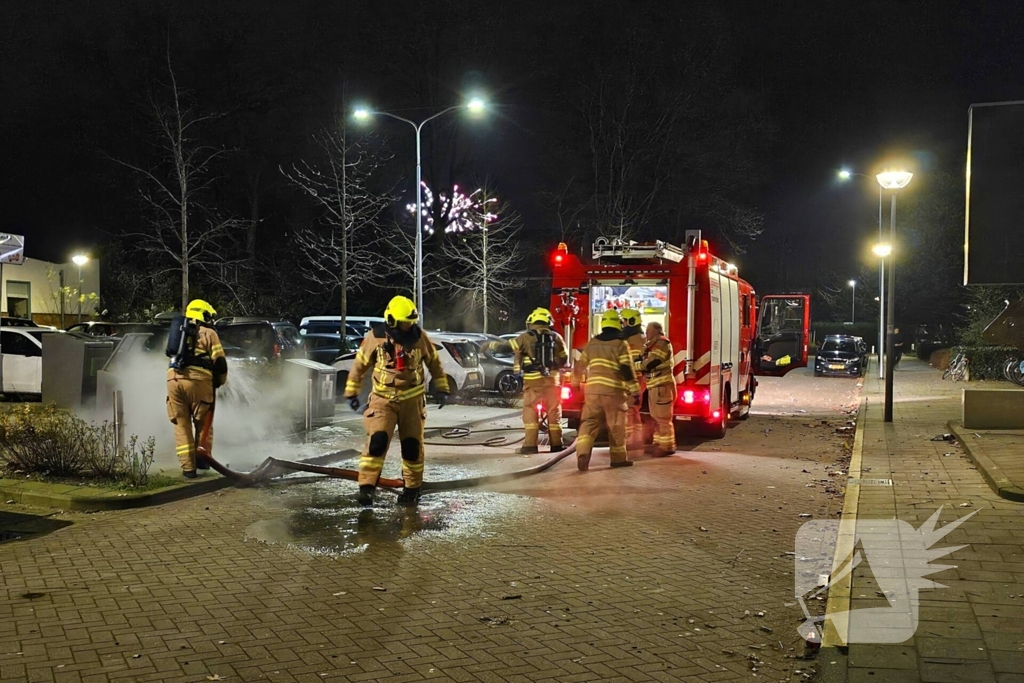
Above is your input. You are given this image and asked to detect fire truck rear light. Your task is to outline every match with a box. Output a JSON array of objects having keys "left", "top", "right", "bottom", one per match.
[
  {"left": 536, "top": 403, "right": 544, "bottom": 414},
  {"left": 698, "top": 252, "right": 708, "bottom": 262},
  {"left": 713, "top": 410, "right": 722, "bottom": 420},
  {"left": 554, "top": 253, "right": 564, "bottom": 265},
  {"left": 560, "top": 386, "right": 572, "bottom": 401},
  {"left": 702, "top": 390, "right": 711, "bottom": 404},
  {"left": 682, "top": 389, "right": 695, "bottom": 404}
]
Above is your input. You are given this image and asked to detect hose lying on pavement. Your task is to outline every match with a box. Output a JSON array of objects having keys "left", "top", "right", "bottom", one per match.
[{"left": 197, "top": 435, "right": 577, "bottom": 495}]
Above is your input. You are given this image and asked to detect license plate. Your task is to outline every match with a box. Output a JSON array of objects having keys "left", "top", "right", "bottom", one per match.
[
  {"left": 829, "top": 364, "right": 844, "bottom": 370},
  {"left": 467, "top": 372, "right": 478, "bottom": 380},
  {"left": 673, "top": 415, "right": 693, "bottom": 421}
]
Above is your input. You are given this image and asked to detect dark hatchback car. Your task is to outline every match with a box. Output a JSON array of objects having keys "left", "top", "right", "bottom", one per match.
[
  {"left": 215, "top": 319, "right": 305, "bottom": 363},
  {"left": 303, "top": 333, "right": 361, "bottom": 365},
  {"left": 814, "top": 335, "right": 866, "bottom": 377}
]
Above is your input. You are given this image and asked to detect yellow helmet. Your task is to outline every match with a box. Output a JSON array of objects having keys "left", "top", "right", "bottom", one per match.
[
  {"left": 526, "top": 307, "right": 553, "bottom": 326},
  {"left": 620, "top": 308, "right": 642, "bottom": 327},
  {"left": 185, "top": 299, "right": 216, "bottom": 323},
  {"left": 600, "top": 309, "right": 622, "bottom": 331},
  {"left": 384, "top": 295, "right": 419, "bottom": 327}
]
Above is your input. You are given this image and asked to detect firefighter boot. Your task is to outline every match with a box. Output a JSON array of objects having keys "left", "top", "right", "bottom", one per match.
[
  {"left": 516, "top": 446, "right": 539, "bottom": 455},
  {"left": 610, "top": 460, "right": 634, "bottom": 468},
  {"left": 577, "top": 453, "right": 591, "bottom": 472},
  {"left": 397, "top": 487, "right": 421, "bottom": 505},
  {"left": 357, "top": 485, "right": 376, "bottom": 507}
]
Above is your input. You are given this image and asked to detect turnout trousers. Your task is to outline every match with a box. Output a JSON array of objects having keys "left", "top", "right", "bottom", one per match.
[
  {"left": 576, "top": 393, "right": 629, "bottom": 465},
  {"left": 648, "top": 383, "right": 677, "bottom": 454},
  {"left": 358, "top": 393, "right": 427, "bottom": 488},
  {"left": 166, "top": 376, "right": 214, "bottom": 473},
  {"left": 522, "top": 383, "right": 563, "bottom": 449}
]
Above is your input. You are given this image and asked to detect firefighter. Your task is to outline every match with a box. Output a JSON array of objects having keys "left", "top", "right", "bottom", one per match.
[
  {"left": 487, "top": 308, "right": 568, "bottom": 453},
  {"left": 619, "top": 308, "right": 646, "bottom": 457},
  {"left": 165, "top": 299, "right": 228, "bottom": 479},
  {"left": 642, "top": 321, "right": 676, "bottom": 456},
  {"left": 572, "top": 309, "right": 638, "bottom": 471},
  {"left": 343, "top": 295, "right": 449, "bottom": 507}
]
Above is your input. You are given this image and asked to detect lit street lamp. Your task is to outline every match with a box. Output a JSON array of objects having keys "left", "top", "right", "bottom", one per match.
[
  {"left": 838, "top": 168, "right": 886, "bottom": 378},
  {"left": 72, "top": 254, "right": 89, "bottom": 323},
  {"left": 876, "top": 170, "right": 914, "bottom": 422},
  {"left": 354, "top": 98, "right": 487, "bottom": 325},
  {"left": 848, "top": 280, "right": 857, "bottom": 323}
]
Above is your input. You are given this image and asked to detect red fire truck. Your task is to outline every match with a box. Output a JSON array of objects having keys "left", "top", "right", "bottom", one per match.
[{"left": 549, "top": 231, "right": 810, "bottom": 439}]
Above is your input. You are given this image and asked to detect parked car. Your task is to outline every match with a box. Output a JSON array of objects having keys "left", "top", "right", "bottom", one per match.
[
  {"left": 298, "top": 317, "right": 369, "bottom": 337},
  {"left": 814, "top": 335, "right": 866, "bottom": 377},
  {"left": 1, "top": 317, "right": 40, "bottom": 328},
  {"left": 65, "top": 321, "right": 168, "bottom": 338},
  {"left": 303, "top": 333, "right": 361, "bottom": 365},
  {"left": 1, "top": 327, "right": 47, "bottom": 397},
  {"left": 331, "top": 331, "right": 484, "bottom": 399},
  {"left": 215, "top": 319, "right": 305, "bottom": 364},
  {"left": 342, "top": 316, "right": 386, "bottom": 329},
  {"left": 451, "top": 333, "right": 522, "bottom": 397},
  {"left": 914, "top": 323, "right": 954, "bottom": 359}
]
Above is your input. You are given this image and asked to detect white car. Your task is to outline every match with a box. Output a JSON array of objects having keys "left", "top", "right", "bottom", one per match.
[
  {"left": 331, "top": 331, "right": 484, "bottom": 397},
  {"left": 1, "top": 327, "right": 46, "bottom": 396}
]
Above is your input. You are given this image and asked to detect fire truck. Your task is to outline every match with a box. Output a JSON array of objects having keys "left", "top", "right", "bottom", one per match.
[{"left": 549, "top": 231, "right": 810, "bottom": 439}]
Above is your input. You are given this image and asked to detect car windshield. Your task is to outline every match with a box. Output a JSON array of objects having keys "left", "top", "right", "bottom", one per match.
[
  {"left": 822, "top": 339, "right": 858, "bottom": 353},
  {"left": 276, "top": 325, "right": 303, "bottom": 346},
  {"left": 217, "top": 324, "right": 273, "bottom": 352}
]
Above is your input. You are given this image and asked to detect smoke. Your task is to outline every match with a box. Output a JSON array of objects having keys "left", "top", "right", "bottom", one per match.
[{"left": 89, "top": 347, "right": 345, "bottom": 473}]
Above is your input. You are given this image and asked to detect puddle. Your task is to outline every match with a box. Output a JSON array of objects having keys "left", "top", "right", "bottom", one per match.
[{"left": 244, "top": 478, "right": 522, "bottom": 556}]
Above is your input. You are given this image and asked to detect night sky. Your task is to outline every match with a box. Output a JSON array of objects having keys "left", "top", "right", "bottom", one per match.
[{"left": 5, "top": 0, "right": 1024, "bottom": 320}]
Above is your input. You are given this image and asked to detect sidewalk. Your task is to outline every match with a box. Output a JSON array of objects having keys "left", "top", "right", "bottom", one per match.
[{"left": 823, "top": 359, "right": 1024, "bottom": 683}]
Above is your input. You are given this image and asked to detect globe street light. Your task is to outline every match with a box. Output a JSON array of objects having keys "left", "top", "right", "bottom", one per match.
[
  {"left": 72, "top": 254, "right": 89, "bottom": 323},
  {"left": 876, "top": 170, "right": 913, "bottom": 422},
  {"left": 848, "top": 280, "right": 857, "bottom": 323},
  {"left": 354, "top": 99, "right": 487, "bottom": 324},
  {"left": 838, "top": 168, "right": 886, "bottom": 376}
]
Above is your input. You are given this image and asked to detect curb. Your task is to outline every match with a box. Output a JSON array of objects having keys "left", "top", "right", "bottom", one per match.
[
  {"left": 0, "top": 475, "right": 233, "bottom": 512},
  {"left": 820, "top": 393, "right": 868, "bottom": 650},
  {"left": 949, "top": 421, "right": 1024, "bottom": 502}
]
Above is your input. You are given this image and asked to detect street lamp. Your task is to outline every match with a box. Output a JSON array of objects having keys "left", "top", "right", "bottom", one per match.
[
  {"left": 848, "top": 280, "right": 857, "bottom": 323},
  {"left": 354, "top": 98, "right": 487, "bottom": 325},
  {"left": 838, "top": 168, "right": 886, "bottom": 376},
  {"left": 72, "top": 254, "right": 89, "bottom": 324},
  {"left": 876, "top": 170, "right": 913, "bottom": 422},
  {"left": 872, "top": 243, "right": 892, "bottom": 378}
]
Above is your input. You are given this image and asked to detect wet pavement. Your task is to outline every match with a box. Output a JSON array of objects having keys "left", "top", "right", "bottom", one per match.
[{"left": 0, "top": 366, "right": 861, "bottom": 682}]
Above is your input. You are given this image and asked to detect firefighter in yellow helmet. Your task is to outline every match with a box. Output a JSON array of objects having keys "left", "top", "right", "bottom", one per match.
[
  {"left": 642, "top": 321, "right": 676, "bottom": 456},
  {"left": 343, "top": 295, "right": 449, "bottom": 506},
  {"left": 619, "top": 308, "right": 646, "bottom": 457},
  {"left": 487, "top": 307, "right": 568, "bottom": 453},
  {"left": 166, "top": 299, "right": 227, "bottom": 478},
  {"left": 572, "top": 309, "right": 638, "bottom": 470}
]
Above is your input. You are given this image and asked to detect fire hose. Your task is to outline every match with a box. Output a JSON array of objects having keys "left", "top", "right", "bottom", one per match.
[{"left": 195, "top": 406, "right": 577, "bottom": 494}]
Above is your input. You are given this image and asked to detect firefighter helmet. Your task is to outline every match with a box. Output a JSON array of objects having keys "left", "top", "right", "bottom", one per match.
[
  {"left": 526, "top": 307, "right": 553, "bottom": 326},
  {"left": 185, "top": 299, "right": 217, "bottom": 323},
  {"left": 385, "top": 295, "right": 419, "bottom": 327},
  {"left": 600, "top": 309, "right": 622, "bottom": 331},
  {"left": 620, "top": 308, "right": 642, "bottom": 328}
]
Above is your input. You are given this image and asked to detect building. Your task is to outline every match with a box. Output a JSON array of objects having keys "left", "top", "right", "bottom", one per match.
[{"left": 1, "top": 256, "right": 101, "bottom": 328}]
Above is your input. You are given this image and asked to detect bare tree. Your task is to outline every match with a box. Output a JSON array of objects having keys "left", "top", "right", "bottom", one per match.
[
  {"left": 440, "top": 188, "right": 523, "bottom": 333},
  {"left": 110, "top": 49, "right": 246, "bottom": 311},
  {"left": 281, "top": 124, "right": 391, "bottom": 333},
  {"left": 380, "top": 220, "right": 446, "bottom": 296}
]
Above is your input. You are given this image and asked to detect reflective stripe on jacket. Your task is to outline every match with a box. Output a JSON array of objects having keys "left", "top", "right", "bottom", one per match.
[
  {"left": 573, "top": 335, "right": 635, "bottom": 397},
  {"left": 344, "top": 326, "right": 448, "bottom": 401}
]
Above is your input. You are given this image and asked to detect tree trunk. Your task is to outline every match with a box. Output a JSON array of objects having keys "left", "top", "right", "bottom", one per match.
[{"left": 181, "top": 196, "right": 189, "bottom": 311}]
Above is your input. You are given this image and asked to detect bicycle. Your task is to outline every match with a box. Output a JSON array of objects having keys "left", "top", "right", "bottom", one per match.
[
  {"left": 1003, "top": 357, "right": 1024, "bottom": 387},
  {"left": 943, "top": 351, "right": 969, "bottom": 382}
]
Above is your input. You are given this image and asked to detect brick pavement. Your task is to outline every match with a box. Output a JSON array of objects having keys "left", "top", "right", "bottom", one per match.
[
  {"left": 1, "top": 371, "right": 857, "bottom": 683},
  {"left": 822, "top": 359, "right": 1024, "bottom": 683}
]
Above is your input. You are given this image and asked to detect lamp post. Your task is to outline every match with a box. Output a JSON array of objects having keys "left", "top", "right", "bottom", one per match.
[
  {"left": 872, "top": 243, "right": 892, "bottom": 376},
  {"left": 848, "top": 280, "right": 857, "bottom": 323},
  {"left": 838, "top": 168, "right": 885, "bottom": 377},
  {"left": 72, "top": 254, "right": 89, "bottom": 323},
  {"left": 876, "top": 170, "right": 914, "bottom": 422},
  {"left": 354, "top": 98, "right": 486, "bottom": 325}
]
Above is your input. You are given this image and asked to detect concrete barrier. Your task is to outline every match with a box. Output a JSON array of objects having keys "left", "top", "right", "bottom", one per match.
[{"left": 963, "top": 387, "right": 1024, "bottom": 429}]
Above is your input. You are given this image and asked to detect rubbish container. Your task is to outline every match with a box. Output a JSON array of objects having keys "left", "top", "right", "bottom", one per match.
[
  {"left": 95, "top": 333, "right": 160, "bottom": 415},
  {"left": 41, "top": 334, "right": 116, "bottom": 410},
  {"left": 283, "top": 358, "right": 339, "bottom": 426}
]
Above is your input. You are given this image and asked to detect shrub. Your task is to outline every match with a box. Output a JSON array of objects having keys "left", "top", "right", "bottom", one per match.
[
  {"left": 0, "top": 405, "right": 155, "bottom": 485},
  {"left": 952, "top": 344, "right": 1019, "bottom": 381}
]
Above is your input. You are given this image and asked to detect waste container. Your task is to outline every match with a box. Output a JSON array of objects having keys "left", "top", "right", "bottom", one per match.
[
  {"left": 283, "top": 358, "right": 339, "bottom": 426},
  {"left": 41, "top": 334, "right": 116, "bottom": 410},
  {"left": 95, "top": 333, "right": 160, "bottom": 415}
]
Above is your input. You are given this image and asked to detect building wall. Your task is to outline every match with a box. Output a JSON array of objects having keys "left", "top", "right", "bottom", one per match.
[{"left": 1, "top": 256, "right": 101, "bottom": 327}]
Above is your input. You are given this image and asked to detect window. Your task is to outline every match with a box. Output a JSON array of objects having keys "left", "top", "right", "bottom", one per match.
[
  {"left": 1, "top": 330, "right": 41, "bottom": 357},
  {"left": 742, "top": 294, "right": 750, "bottom": 327},
  {"left": 6, "top": 281, "right": 30, "bottom": 318}
]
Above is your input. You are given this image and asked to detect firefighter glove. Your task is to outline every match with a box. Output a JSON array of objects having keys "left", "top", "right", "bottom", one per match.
[
  {"left": 348, "top": 396, "right": 360, "bottom": 412},
  {"left": 437, "top": 392, "right": 449, "bottom": 409},
  {"left": 644, "top": 359, "right": 661, "bottom": 372}
]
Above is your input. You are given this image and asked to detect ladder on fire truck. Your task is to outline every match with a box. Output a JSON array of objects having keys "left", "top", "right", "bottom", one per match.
[{"left": 591, "top": 237, "right": 687, "bottom": 263}]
